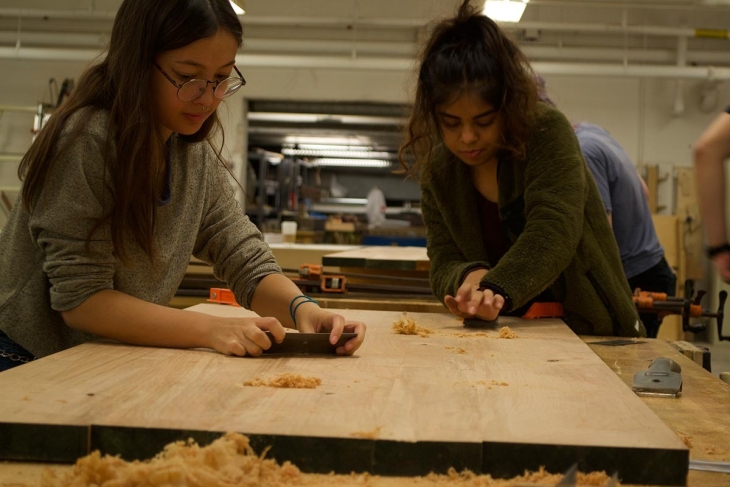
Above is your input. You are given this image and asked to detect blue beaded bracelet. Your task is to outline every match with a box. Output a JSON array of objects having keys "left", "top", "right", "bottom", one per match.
[{"left": 289, "top": 294, "right": 319, "bottom": 328}]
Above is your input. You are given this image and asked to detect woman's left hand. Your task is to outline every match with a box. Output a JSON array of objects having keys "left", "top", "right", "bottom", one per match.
[{"left": 295, "top": 305, "right": 366, "bottom": 355}]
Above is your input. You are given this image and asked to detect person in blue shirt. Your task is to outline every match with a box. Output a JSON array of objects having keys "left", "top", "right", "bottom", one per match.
[{"left": 536, "top": 77, "right": 675, "bottom": 338}]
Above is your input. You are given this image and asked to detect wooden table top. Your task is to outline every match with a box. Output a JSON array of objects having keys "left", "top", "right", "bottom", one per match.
[{"left": 1, "top": 304, "right": 728, "bottom": 486}]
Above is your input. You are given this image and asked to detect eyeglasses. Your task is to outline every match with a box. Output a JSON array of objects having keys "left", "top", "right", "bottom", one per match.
[{"left": 154, "top": 63, "right": 246, "bottom": 101}]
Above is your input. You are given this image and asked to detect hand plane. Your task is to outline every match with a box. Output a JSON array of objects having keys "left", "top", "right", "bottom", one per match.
[{"left": 632, "top": 357, "right": 682, "bottom": 398}]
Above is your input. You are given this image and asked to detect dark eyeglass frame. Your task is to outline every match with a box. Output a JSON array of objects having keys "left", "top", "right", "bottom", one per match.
[{"left": 154, "top": 63, "right": 246, "bottom": 101}]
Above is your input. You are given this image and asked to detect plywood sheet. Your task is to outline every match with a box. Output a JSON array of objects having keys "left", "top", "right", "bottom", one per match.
[
  {"left": 0, "top": 305, "right": 687, "bottom": 484},
  {"left": 323, "top": 246, "right": 430, "bottom": 271}
]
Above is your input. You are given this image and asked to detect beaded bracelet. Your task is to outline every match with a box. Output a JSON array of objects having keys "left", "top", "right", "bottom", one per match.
[{"left": 289, "top": 294, "right": 319, "bottom": 328}]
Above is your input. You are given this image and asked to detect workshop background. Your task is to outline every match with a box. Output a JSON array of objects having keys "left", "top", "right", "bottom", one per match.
[{"left": 0, "top": 0, "right": 729, "bottom": 356}]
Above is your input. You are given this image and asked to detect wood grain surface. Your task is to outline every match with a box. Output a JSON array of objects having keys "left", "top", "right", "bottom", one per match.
[
  {"left": 322, "top": 246, "right": 430, "bottom": 271},
  {"left": 586, "top": 337, "right": 730, "bottom": 487},
  {"left": 0, "top": 305, "right": 688, "bottom": 484}
]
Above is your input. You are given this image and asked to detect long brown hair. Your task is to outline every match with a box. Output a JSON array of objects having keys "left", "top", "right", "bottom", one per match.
[
  {"left": 398, "top": 0, "right": 538, "bottom": 180},
  {"left": 18, "top": 0, "right": 243, "bottom": 263}
]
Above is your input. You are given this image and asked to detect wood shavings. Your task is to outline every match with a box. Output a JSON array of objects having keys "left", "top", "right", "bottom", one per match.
[
  {"left": 472, "top": 380, "right": 508, "bottom": 388},
  {"left": 244, "top": 373, "right": 322, "bottom": 389},
  {"left": 423, "top": 466, "right": 614, "bottom": 486},
  {"left": 452, "top": 332, "right": 491, "bottom": 338},
  {"left": 37, "top": 434, "right": 618, "bottom": 487},
  {"left": 445, "top": 346, "right": 468, "bottom": 354},
  {"left": 392, "top": 313, "right": 433, "bottom": 337},
  {"left": 451, "top": 328, "right": 517, "bottom": 339},
  {"left": 499, "top": 326, "right": 518, "bottom": 339},
  {"left": 704, "top": 446, "right": 728, "bottom": 456},
  {"left": 350, "top": 426, "right": 383, "bottom": 439},
  {"left": 613, "top": 361, "right": 622, "bottom": 376},
  {"left": 41, "top": 432, "right": 303, "bottom": 487},
  {"left": 676, "top": 432, "right": 693, "bottom": 448}
]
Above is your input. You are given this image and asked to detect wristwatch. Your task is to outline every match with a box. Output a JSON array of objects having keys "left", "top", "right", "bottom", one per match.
[{"left": 706, "top": 243, "right": 730, "bottom": 258}]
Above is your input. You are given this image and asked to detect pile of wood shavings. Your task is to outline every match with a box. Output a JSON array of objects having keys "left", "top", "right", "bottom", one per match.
[
  {"left": 451, "top": 328, "right": 517, "bottom": 339},
  {"left": 453, "top": 332, "right": 491, "bottom": 338},
  {"left": 392, "top": 312, "right": 433, "bottom": 337},
  {"left": 38, "top": 433, "right": 618, "bottom": 487},
  {"left": 41, "top": 432, "right": 302, "bottom": 487},
  {"left": 499, "top": 326, "right": 518, "bottom": 339},
  {"left": 350, "top": 426, "right": 384, "bottom": 439},
  {"left": 244, "top": 373, "right": 322, "bottom": 389},
  {"left": 446, "top": 346, "right": 468, "bottom": 354},
  {"left": 422, "top": 466, "right": 614, "bottom": 486}
]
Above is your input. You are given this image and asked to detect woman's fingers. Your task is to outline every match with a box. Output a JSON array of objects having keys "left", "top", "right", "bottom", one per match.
[
  {"left": 327, "top": 314, "right": 346, "bottom": 345},
  {"left": 337, "top": 321, "right": 366, "bottom": 355},
  {"left": 254, "top": 317, "right": 287, "bottom": 343},
  {"left": 445, "top": 295, "right": 468, "bottom": 317}
]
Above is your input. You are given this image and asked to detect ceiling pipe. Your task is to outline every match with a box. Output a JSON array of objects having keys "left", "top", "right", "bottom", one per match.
[
  {"left": 6, "top": 32, "right": 730, "bottom": 65},
  {"left": 673, "top": 36, "right": 688, "bottom": 116},
  {"left": 0, "top": 8, "right": 728, "bottom": 40},
  {"left": 530, "top": 62, "right": 730, "bottom": 80},
  {"left": 0, "top": 8, "right": 116, "bottom": 20},
  {"left": 1, "top": 46, "right": 729, "bottom": 81},
  {"left": 0, "top": 46, "right": 100, "bottom": 62},
  {"left": 506, "top": 21, "right": 729, "bottom": 39},
  {"left": 0, "top": 31, "right": 108, "bottom": 48},
  {"left": 528, "top": 0, "right": 730, "bottom": 11}
]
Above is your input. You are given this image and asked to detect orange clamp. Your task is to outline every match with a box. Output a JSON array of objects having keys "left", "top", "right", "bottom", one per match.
[
  {"left": 208, "top": 288, "right": 240, "bottom": 306},
  {"left": 320, "top": 275, "right": 347, "bottom": 293},
  {"left": 521, "top": 302, "right": 564, "bottom": 319},
  {"left": 299, "top": 264, "right": 323, "bottom": 280}
]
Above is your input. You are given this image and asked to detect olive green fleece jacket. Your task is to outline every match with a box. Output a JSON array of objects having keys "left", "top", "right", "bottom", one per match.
[{"left": 421, "top": 104, "right": 644, "bottom": 337}]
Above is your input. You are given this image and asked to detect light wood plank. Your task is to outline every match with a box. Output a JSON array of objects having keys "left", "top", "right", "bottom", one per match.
[
  {"left": 323, "top": 246, "right": 430, "bottom": 271},
  {"left": 588, "top": 337, "right": 730, "bottom": 487},
  {"left": 0, "top": 305, "right": 687, "bottom": 483}
]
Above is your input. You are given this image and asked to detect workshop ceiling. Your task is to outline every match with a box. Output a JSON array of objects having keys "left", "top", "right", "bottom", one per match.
[{"left": 3, "top": 0, "right": 730, "bottom": 155}]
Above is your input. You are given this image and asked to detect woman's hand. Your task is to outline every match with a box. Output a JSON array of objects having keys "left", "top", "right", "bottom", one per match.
[
  {"left": 207, "top": 317, "right": 287, "bottom": 357},
  {"left": 295, "top": 304, "right": 366, "bottom": 355},
  {"left": 444, "top": 268, "right": 504, "bottom": 321}
]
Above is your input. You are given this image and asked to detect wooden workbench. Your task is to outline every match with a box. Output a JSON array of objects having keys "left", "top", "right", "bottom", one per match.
[{"left": 0, "top": 305, "right": 702, "bottom": 486}]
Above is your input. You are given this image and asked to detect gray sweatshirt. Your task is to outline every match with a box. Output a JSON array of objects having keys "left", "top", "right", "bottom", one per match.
[{"left": 0, "top": 109, "right": 281, "bottom": 358}]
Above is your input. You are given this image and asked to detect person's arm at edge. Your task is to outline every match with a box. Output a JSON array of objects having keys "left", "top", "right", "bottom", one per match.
[{"left": 693, "top": 111, "right": 730, "bottom": 248}]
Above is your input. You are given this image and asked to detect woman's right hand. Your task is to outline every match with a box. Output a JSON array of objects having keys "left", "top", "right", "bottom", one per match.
[
  {"left": 444, "top": 268, "right": 505, "bottom": 321},
  {"left": 207, "top": 317, "right": 287, "bottom": 357}
]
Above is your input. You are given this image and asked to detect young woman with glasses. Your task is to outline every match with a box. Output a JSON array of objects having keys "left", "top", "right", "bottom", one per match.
[
  {"left": 399, "top": 0, "right": 644, "bottom": 337},
  {"left": 0, "top": 0, "right": 365, "bottom": 372}
]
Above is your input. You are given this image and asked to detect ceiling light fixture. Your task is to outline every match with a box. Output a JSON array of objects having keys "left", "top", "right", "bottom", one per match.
[
  {"left": 483, "top": 0, "right": 529, "bottom": 23},
  {"left": 230, "top": 0, "right": 245, "bottom": 15},
  {"left": 282, "top": 148, "right": 393, "bottom": 159},
  {"left": 308, "top": 158, "right": 392, "bottom": 168},
  {"left": 296, "top": 144, "right": 373, "bottom": 152}
]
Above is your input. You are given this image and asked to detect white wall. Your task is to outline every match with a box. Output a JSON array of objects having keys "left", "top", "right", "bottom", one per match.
[
  {"left": 1, "top": 58, "right": 728, "bottom": 215},
  {"left": 544, "top": 76, "right": 730, "bottom": 213}
]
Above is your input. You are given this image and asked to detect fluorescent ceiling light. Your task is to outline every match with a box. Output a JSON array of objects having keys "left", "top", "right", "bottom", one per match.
[
  {"left": 249, "top": 112, "right": 404, "bottom": 125},
  {"left": 230, "top": 0, "right": 245, "bottom": 15},
  {"left": 283, "top": 136, "right": 374, "bottom": 146},
  {"left": 296, "top": 144, "right": 373, "bottom": 151},
  {"left": 483, "top": 0, "right": 528, "bottom": 23},
  {"left": 283, "top": 149, "right": 393, "bottom": 159},
  {"left": 309, "top": 158, "right": 391, "bottom": 168}
]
